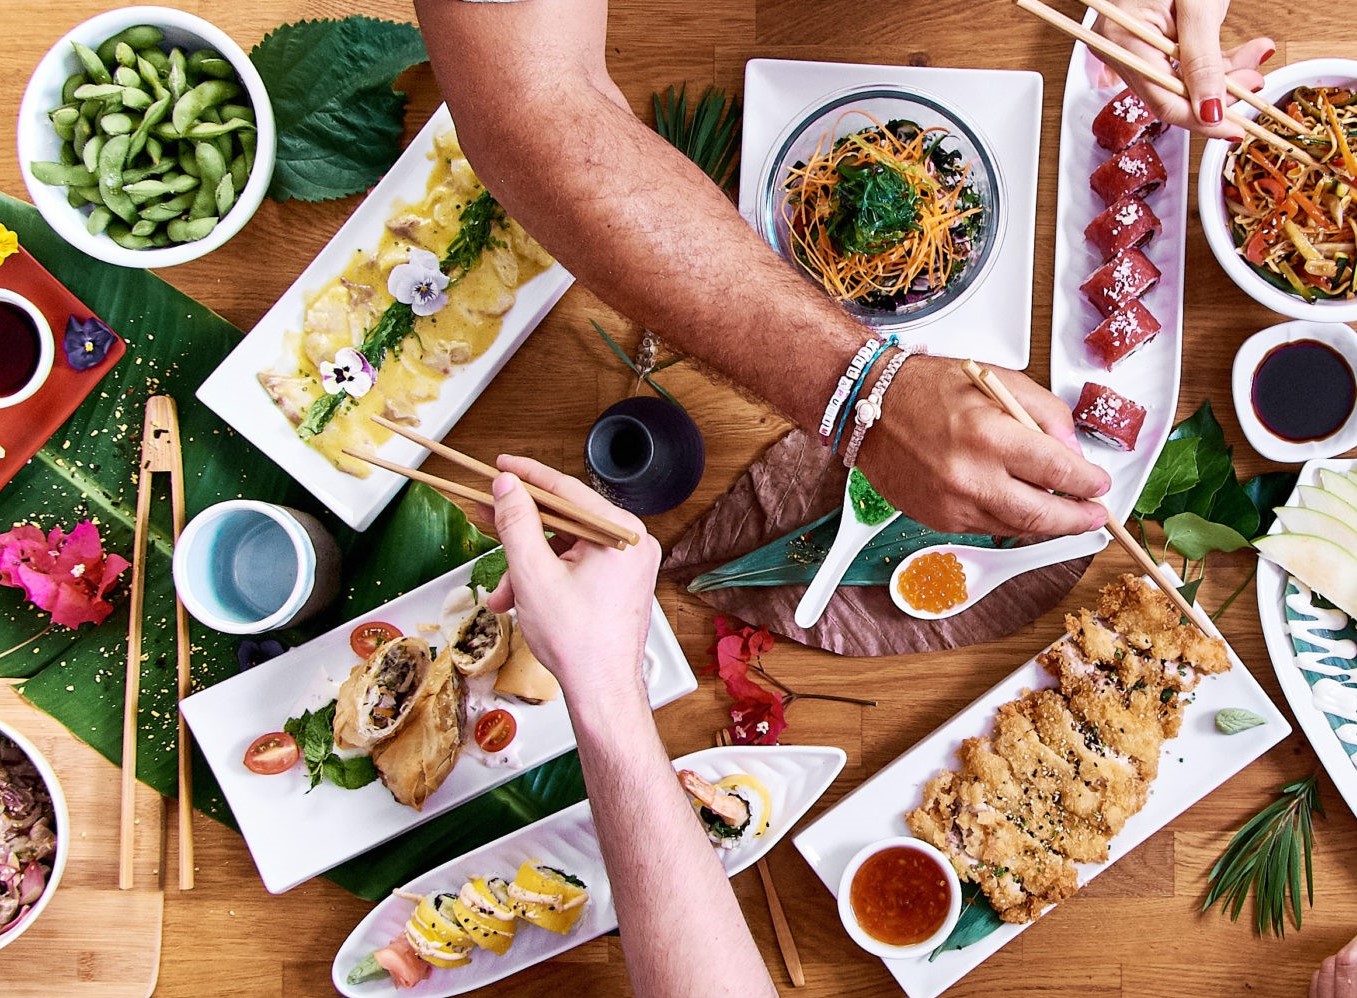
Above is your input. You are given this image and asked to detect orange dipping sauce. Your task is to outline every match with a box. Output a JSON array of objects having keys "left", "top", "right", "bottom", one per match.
[
  {"left": 849, "top": 845, "right": 952, "bottom": 946},
  {"left": 897, "top": 552, "right": 968, "bottom": 614}
]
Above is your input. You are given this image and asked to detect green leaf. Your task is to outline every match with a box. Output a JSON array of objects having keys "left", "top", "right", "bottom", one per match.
[
  {"left": 469, "top": 548, "right": 508, "bottom": 596},
  {"left": 284, "top": 700, "right": 342, "bottom": 790},
  {"left": 1134, "top": 437, "right": 1200, "bottom": 516},
  {"left": 652, "top": 84, "right": 742, "bottom": 191},
  {"left": 929, "top": 882, "right": 1003, "bottom": 960},
  {"left": 1215, "top": 708, "right": 1267, "bottom": 735},
  {"left": 1152, "top": 401, "right": 1259, "bottom": 538},
  {"left": 1243, "top": 471, "right": 1300, "bottom": 535},
  {"left": 1162, "top": 512, "right": 1253, "bottom": 561},
  {"left": 689, "top": 510, "right": 1005, "bottom": 591},
  {"left": 249, "top": 18, "right": 428, "bottom": 201},
  {"left": 322, "top": 752, "right": 379, "bottom": 789},
  {"left": 1177, "top": 576, "right": 1204, "bottom": 607}
]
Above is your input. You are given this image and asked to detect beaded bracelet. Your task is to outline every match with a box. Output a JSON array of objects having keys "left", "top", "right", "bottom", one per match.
[
  {"left": 842, "top": 344, "right": 926, "bottom": 469},
  {"left": 830, "top": 334, "right": 897, "bottom": 454},
  {"left": 817, "top": 337, "right": 883, "bottom": 445}
]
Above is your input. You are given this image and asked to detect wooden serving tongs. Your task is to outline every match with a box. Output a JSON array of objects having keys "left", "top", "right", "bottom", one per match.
[{"left": 119, "top": 395, "right": 194, "bottom": 891}]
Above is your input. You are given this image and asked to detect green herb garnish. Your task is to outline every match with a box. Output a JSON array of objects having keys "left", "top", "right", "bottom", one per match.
[
  {"left": 1203, "top": 774, "right": 1323, "bottom": 936},
  {"left": 847, "top": 467, "right": 895, "bottom": 526},
  {"left": 652, "top": 84, "right": 742, "bottom": 192},
  {"left": 1215, "top": 708, "right": 1267, "bottom": 735},
  {"left": 929, "top": 882, "right": 1004, "bottom": 960},
  {"left": 469, "top": 548, "right": 508, "bottom": 597},
  {"left": 828, "top": 161, "right": 920, "bottom": 255},
  {"left": 283, "top": 699, "right": 378, "bottom": 792}
]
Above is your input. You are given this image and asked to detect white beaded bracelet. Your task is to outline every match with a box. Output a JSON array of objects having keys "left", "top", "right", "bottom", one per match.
[
  {"left": 842, "top": 345, "right": 926, "bottom": 469},
  {"left": 817, "top": 337, "right": 882, "bottom": 444}
]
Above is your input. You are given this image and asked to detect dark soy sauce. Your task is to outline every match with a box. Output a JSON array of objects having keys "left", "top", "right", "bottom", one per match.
[
  {"left": 1251, "top": 339, "right": 1356, "bottom": 442},
  {"left": 0, "top": 302, "right": 40, "bottom": 398}
]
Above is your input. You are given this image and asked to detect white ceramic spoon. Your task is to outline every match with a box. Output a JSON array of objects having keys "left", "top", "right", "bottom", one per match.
[
  {"left": 794, "top": 478, "right": 901, "bottom": 630},
  {"left": 889, "top": 532, "right": 1110, "bottom": 621}
]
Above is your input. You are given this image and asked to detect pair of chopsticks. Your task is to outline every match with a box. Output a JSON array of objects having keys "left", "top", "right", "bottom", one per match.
[
  {"left": 961, "top": 361, "right": 1214, "bottom": 634},
  {"left": 343, "top": 415, "right": 639, "bottom": 551},
  {"left": 120, "top": 395, "right": 194, "bottom": 891},
  {"left": 1017, "top": 0, "right": 1323, "bottom": 171}
]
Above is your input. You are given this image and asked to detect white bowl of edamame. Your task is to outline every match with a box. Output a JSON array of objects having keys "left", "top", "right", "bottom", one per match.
[{"left": 17, "top": 6, "right": 276, "bottom": 268}]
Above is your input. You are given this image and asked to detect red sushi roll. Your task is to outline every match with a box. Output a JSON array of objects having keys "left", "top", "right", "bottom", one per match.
[
  {"left": 1084, "top": 195, "right": 1161, "bottom": 262},
  {"left": 1090, "top": 141, "right": 1167, "bottom": 205},
  {"left": 1084, "top": 300, "right": 1162, "bottom": 370},
  {"left": 1079, "top": 247, "right": 1161, "bottom": 318},
  {"left": 1073, "top": 382, "right": 1147, "bottom": 451},
  {"left": 1092, "top": 88, "right": 1165, "bottom": 151}
]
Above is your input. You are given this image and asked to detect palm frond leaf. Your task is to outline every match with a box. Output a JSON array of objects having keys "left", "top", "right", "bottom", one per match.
[{"left": 652, "top": 83, "right": 743, "bottom": 192}]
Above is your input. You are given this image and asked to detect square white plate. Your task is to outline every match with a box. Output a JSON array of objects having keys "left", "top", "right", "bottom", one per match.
[
  {"left": 331, "top": 744, "right": 846, "bottom": 997},
  {"left": 180, "top": 549, "right": 698, "bottom": 894},
  {"left": 794, "top": 574, "right": 1289, "bottom": 998},
  {"left": 197, "top": 104, "right": 574, "bottom": 532},
  {"left": 738, "top": 59, "right": 1041, "bottom": 369}
]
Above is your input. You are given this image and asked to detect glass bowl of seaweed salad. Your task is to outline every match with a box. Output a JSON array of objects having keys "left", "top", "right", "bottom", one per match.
[{"left": 758, "top": 85, "right": 1005, "bottom": 329}]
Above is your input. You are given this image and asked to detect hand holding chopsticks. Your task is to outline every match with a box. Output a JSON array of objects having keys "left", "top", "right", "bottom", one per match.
[{"left": 962, "top": 361, "right": 1215, "bottom": 634}]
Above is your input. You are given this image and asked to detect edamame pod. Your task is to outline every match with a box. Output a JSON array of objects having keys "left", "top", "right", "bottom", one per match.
[
  {"left": 86, "top": 205, "right": 113, "bottom": 235},
  {"left": 140, "top": 46, "right": 169, "bottom": 74},
  {"left": 59, "top": 143, "right": 79, "bottom": 167},
  {"left": 113, "top": 66, "right": 141, "bottom": 89},
  {"left": 71, "top": 41, "right": 112, "bottom": 85},
  {"left": 130, "top": 219, "right": 157, "bottom": 237},
  {"left": 126, "top": 93, "right": 169, "bottom": 162},
  {"left": 171, "top": 79, "right": 240, "bottom": 134},
  {"left": 167, "top": 216, "right": 217, "bottom": 243},
  {"left": 73, "top": 83, "right": 124, "bottom": 101},
  {"left": 137, "top": 56, "right": 167, "bottom": 96},
  {"left": 139, "top": 191, "right": 195, "bottom": 221},
  {"left": 122, "top": 178, "right": 178, "bottom": 199},
  {"left": 119, "top": 87, "right": 153, "bottom": 111},
  {"left": 114, "top": 42, "right": 137, "bottom": 69},
  {"left": 167, "top": 48, "right": 187, "bottom": 100},
  {"left": 184, "top": 117, "right": 254, "bottom": 139},
  {"left": 145, "top": 136, "right": 163, "bottom": 163},
  {"left": 122, "top": 158, "right": 175, "bottom": 184},
  {"left": 97, "top": 133, "right": 138, "bottom": 223},
  {"left": 29, "top": 161, "right": 97, "bottom": 187},
  {"left": 96, "top": 25, "right": 163, "bottom": 65},
  {"left": 220, "top": 104, "right": 255, "bottom": 124},
  {"left": 61, "top": 72, "right": 84, "bottom": 104},
  {"left": 214, "top": 171, "right": 236, "bottom": 216},
  {"left": 49, "top": 106, "right": 79, "bottom": 141},
  {"left": 81, "top": 134, "right": 105, "bottom": 174},
  {"left": 100, "top": 112, "right": 134, "bottom": 136},
  {"left": 107, "top": 224, "right": 153, "bottom": 250}
]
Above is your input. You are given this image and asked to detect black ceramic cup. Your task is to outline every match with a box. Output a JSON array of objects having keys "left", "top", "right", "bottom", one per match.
[{"left": 584, "top": 396, "right": 705, "bottom": 516}]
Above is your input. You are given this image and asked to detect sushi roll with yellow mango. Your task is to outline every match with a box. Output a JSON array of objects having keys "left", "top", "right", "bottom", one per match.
[
  {"left": 506, "top": 861, "right": 590, "bottom": 934},
  {"left": 451, "top": 876, "right": 518, "bottom": 955},
  {"left": 404, "top": 893, "right": 474, "bottom": 969}
]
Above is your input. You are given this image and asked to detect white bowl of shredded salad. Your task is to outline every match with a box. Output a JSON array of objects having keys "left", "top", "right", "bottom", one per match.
[{"left": 0, "top": 721, "right": 68, "bottom": 951}]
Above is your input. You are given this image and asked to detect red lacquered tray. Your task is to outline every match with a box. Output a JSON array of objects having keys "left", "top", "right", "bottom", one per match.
[{"left": 0, "top": 245, "right": 125, "bottom": 489}]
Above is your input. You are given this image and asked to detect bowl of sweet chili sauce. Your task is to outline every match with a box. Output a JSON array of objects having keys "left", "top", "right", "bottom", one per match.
[{"left": 837, "top": 836, "right": 961, "bottom": 959}]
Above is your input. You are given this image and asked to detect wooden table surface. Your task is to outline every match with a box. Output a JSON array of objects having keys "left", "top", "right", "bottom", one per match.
[{"left": 5, "top": 1, "right": 1357, "bottom": 995}]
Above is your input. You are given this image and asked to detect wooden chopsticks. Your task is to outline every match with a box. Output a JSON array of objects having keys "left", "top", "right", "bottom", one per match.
[
  {"left": 1016, "top": 0, "right": 1322, "bottom": 170},
  {"left": 344, "top": 420, "right": 639, "bottom": 551},
  {"left": 121, "top": 395, "right": 194, "bottom": 891},
  {"left": 1080, "top": 0, "right": 1310, "bottom": 135},
  {"left": 961, "top": 361, "right": 1215, "bottom": 634}
]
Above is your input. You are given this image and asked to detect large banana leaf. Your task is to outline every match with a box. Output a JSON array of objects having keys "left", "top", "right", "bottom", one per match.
[{"left": 0, "top": 194, "right": 586, "bottom": 898}]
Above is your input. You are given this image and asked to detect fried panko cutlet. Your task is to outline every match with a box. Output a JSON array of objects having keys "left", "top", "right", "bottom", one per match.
[{"left": 906, "top": 575, "right": 1230, "bottom": 924}]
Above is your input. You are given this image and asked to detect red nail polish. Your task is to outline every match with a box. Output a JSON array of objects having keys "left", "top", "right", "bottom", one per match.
[
  {"left": 1251, "top": 83, "right": 1264, "bottom": 93},
  {"left": 1200, "top": 97, "right": 1223, "bottom": 124},
  {"left": 1261, "top": 47, "right": 1275, "bottom": 63}
]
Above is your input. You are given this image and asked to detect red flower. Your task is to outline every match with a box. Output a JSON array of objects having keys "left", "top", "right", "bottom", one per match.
[
  {"left": 0, "top": 521, "right": 131, "bottom": 628},
  {"left": 728, "top": 684, "right": 787, "bottom": 746},
  {"left": 708, "top": 615, "right": 786, "bottom": 745}
]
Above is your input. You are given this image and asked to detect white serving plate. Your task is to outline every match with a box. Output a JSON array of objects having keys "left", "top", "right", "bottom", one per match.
[
  {"left": 197, "top": 103, "right": 574, "bottom": 531},
  {"left": 739, "top": 59, "right": 1041, "bottom": 370},
  {"left": 180, "top": 549, "right": 697, "bottom": 894},
  {"left": 1050, "top": 13, "right": 1188, "bottom": 525},
  {"left": 1257, "top": 458, "right": 1357, "bottom": 819},
  {"left": 331, "top": 744, "right": 846, "bottom": 997},
  {"left": 795, "top": 571, "right": 1289, "bottom": 998}
]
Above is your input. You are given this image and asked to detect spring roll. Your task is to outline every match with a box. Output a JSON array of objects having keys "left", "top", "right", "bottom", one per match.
[
  {"left": 333, "top": 636, "right": 434, "bottom": 750},
  {"left": 372, "top": 647, "right": 466, "bottom": 810},
  {"left": 448, "top": 605, "right": 512, "bottom": 678}
]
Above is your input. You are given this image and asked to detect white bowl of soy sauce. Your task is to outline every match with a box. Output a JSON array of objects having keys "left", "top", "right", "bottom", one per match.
[
  {"left": 0, "top": 289, "right": 54, "bottom": 409},
  {"left": 1232, "top": 319, "right": 1357, "bottom": 463}
]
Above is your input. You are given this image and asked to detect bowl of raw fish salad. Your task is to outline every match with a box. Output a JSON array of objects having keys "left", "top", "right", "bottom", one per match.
[
  {"left": 757, "top": 84, "right": 1005, "bottom": 329},
  {"left": 0, "top": 721, "right": 68, "bottom": 952},
  {"left": 17, "top": 6, "right": 276, "bottom": 268}
]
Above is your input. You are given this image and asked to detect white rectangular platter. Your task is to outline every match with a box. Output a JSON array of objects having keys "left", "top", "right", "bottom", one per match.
[
  {"left": 1049, "top": 15, "right": 1188, "bottom": 524},
  {"left": 198, "top": 103, "right": 574, "bottom": 531},
  {"left": 739, "top": 59, "right": 1041, "bottom": 370},
  {"left": 794, "top": 576, "right": 1289, "bottom": 998},
  {"left": 181, "top": 549, "right": 697, "bottom": 894},
  {"left": 332, "top": 744, "right": 846, "bottom": 997}
]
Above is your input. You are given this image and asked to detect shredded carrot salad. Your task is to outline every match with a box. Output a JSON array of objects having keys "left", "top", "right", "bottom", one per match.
[
  {"left": 781, "top": 112, "right": 985, "bottom": 308},
  {"left": 1224, "top": 86, "right": 1357, "bottom": 302}
]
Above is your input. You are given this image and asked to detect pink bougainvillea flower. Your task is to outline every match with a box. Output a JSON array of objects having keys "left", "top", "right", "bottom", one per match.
[
  {"left": 728, "top": 684, "right": 788, "bottom": 746},
  {"left": 0, "top": 520, "right": 131, "bottom": 628}
]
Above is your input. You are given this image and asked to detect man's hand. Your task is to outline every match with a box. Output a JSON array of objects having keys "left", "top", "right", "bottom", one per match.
[
  {"left": 1313, "top": 935, "right": 1357, "bottom": 998},
  {"left": 484, "top": 455, "right": 659, "bottom": 708},
  {"left": 1096, "top": 0, "right": 1272, "bottom": 138},
  {"left": 856, "top": 357, "right": 1111, "bottom": 537}
]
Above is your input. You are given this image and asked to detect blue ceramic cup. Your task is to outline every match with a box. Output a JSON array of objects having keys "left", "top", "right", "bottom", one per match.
[{"left": 172, "top": 500, "right": 340, "bottom": 634}]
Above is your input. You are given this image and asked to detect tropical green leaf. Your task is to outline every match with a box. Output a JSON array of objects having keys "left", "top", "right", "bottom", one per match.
[
  {"left": 929, "top": 882, "right": 1003, "bottom": 960},
  {"left": 1153, "top": 401, "right": 1259, "bottom": 538},
  {"left": 689, "top": 510, "right": 1006, "bottom": 592},
  {"left": 250, "top": 18, "right": 428, "bottom": 201},
  {"left": 653, "top": 84, "right": 742, "bottom": 191},
  {"left": 1243, "top": 471, "right": 1300, "bottom": 535},
  {"left": 1134, "top": 437, "right": 1200, "bottom": 516},
  {"left": 1162, "top": 512, "right": 1253, "bottom": 561}
]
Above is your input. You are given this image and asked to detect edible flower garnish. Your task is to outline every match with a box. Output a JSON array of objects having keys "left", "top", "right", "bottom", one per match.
[
  {"left": 0, "top": 225, "right": 17, "bottom": 267},
  {"left": 238, "top": 637, "right": 288, "bottom": 671},
  {"left": 320, "top": 347, "right": 375, "bottom": 399},
  {"left": 63, "top": 315, "right": 116, "bottom": 372},
  {"left": 387, "top": 247, "right": 449, "bottom": 317},
  {"left": 0, "top": 520, "right": 130, "bottom": 628}
]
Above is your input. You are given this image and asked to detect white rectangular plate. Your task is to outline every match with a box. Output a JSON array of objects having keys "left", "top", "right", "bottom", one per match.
[
  {"left": 794, "top": 573, "right": 1289, "bottom": 998},
  {"left": 197, "top": 103, "right": 574, "bottom": 531},
  {"left": 180, "top": 549, "right": 697, "bottom": 894},
  {"left": 331, "top": 744, "right": 846, "bottom": 997},
  {"left": 739, "top": 59, "right": 1041, "bottom": 370},
  {"left": 1049, "top": 16, "right": 1188, "bottom": 523}
]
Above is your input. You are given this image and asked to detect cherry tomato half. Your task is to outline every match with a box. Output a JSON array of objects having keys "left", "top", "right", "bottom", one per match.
[
  {"left": 474, "top": 709, "right": 518, "bottom": 753},
  {"left": 243, "top": 732, "right": 300, "bottom": 775},
  {"left": 350, "top": 621, "right": 402, "bottom": 658}
]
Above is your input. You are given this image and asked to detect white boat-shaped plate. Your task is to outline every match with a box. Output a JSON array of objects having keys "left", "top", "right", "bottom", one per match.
[
  {"left": 197, "top": 103, "right": 574, "bottom": 531},
  {"left": 1050, "top": 13, "right": 1188, "bottom": 524},
  {"left": 794, "top": 572, "right": 1288, "bottom": 998},
  {"left": 180, "top": 549, "right": 697, "bottom": 894},
  {"left": 739, "top": 58, "right": 1041, "bottom": 369},
  {"left": 1257, "top": 458, "right": 1357, "bottom": 819},
  {"left": 331, "top": 744, "right": 846, "bottom": 997}
]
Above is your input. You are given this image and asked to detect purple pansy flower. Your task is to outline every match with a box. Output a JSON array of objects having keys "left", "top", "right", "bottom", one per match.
[
  {"left": 64, "top": 315, "right": 116, "bottom": 371},
  {"left": 387, "top": 247, "right": 449, "bottom": 317},
  {"left": 237, "top": 637, "right": 288, "bottom": 671},
  {"left": 319, "top": 347, "right": 375, "bottom": 398}
]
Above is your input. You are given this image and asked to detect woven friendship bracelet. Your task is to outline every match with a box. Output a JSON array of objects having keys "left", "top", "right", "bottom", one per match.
[
  {"left": 842, "top": 344, "right": 926, "bottom": 469},
  {"left": 817, "top": 337, "right": 882, "bottom": 444},
  {"left": 830, "top": 334, "right": 897, "bottom": 454}
]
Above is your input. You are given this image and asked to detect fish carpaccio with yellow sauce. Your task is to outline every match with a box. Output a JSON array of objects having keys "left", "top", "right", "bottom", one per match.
[{"left": 257, "top": 128, "right": 553, "bottom": 476}]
